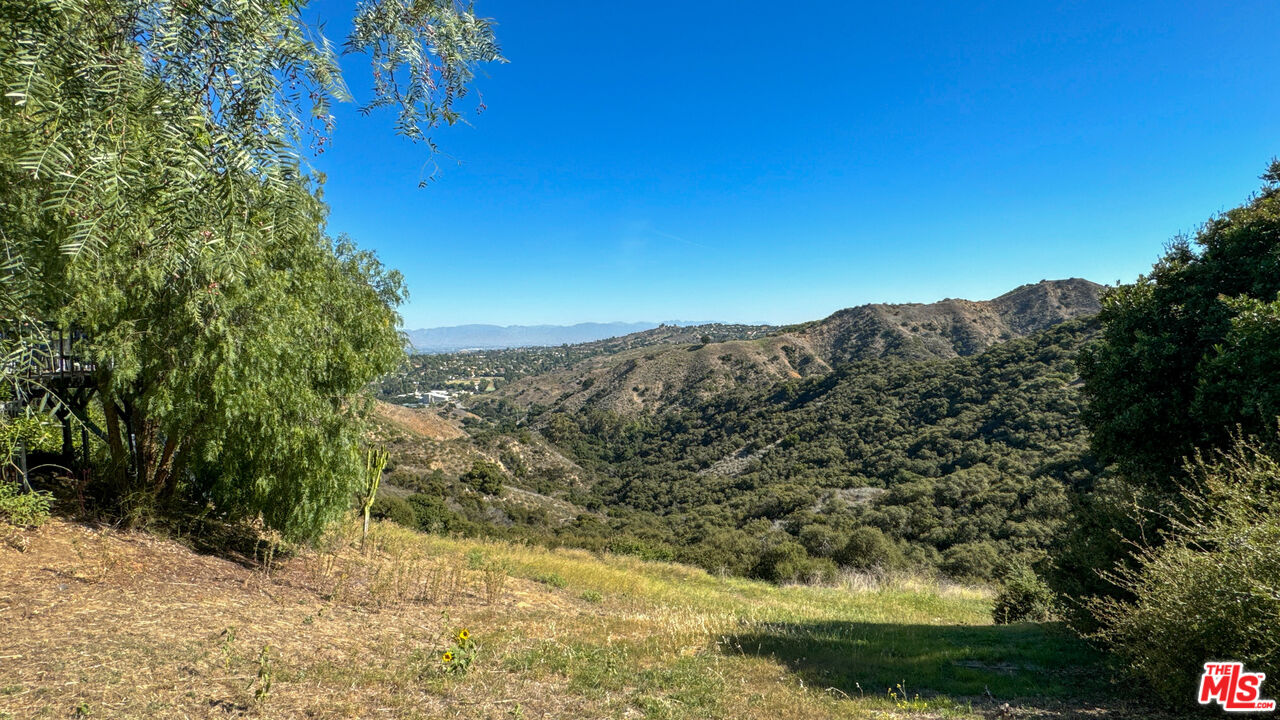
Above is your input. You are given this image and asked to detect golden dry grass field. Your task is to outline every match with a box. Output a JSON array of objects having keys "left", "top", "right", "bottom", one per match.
[{"left": 0, "top": 518, "right": 1165, "bottom": 719}]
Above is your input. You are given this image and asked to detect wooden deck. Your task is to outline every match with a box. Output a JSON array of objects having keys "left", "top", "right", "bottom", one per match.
[{"left": 3, "top": 326, "right": 100, "bottom": 490}]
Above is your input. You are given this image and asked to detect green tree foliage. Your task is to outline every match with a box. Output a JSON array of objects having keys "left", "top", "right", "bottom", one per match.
[
  {"left": 992, "top": 565, "right": 1056, "bottom": 624},
  {"left": 460, "top": 460, "right": 506, "bottom": 496},
  {"left": 1079, "top": 161, "right": 1280, "bottom": 490},
  {"left": 1, "top": 0, "right": 501, "bottom": 537},
  {"left": 1047, "top": 474, "right": 1148, "bottom": 624},
  {"left": 1054, "top": 162, "right": 1280, "bottom": 615},
  {"left": 370, "top": 494, "right": 417, "bottom": 528},
  {"left": 835, "top": 527, "right": 900, "bottom": 570}
]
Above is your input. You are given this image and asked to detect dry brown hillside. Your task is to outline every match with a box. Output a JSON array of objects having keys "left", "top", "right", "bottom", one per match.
[
  {"left": 492, "top": 279, "right": 1103, "bottom": 414},
  {"left": 370, "top": 401, "right": 589, "bottom": 523}
]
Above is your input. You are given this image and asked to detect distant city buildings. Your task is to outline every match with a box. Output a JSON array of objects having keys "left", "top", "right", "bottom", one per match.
[{"left": 391, "top": 386, "right": 459, "bottom": 407}]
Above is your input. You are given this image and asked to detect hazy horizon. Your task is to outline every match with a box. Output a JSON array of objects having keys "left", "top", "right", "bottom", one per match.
[{"left": 401, "top": 276, "right": 1104, "bottom": 329}]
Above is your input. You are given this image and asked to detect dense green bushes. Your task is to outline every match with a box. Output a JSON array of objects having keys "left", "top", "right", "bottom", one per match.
[
  {"left": 1080, "top": 162, "right": 1280, "bottom": 492},
  {"left": 836, "top": 527, "right": 901, "bottom": 570},
  {"left": 1036, "top": 165, "right": 1280, "bottom": 708},
  {"left": 1090, "top": 437, "right": 1280, "bottom": 705},
  {"left": 992, "top": 565, "right": 1056, "bottom": 624},
  {"left": 460, "top": 460, "right": 507, "bottom": 496},
  {"left": 522, "top": 319, "right": 1098, "bottom": 582},
  {"left": 0, "top": 482, "right": 52, "bottom": 528},
  {"left": 370, "top": 495, "right": 417, "bottom": 528}
]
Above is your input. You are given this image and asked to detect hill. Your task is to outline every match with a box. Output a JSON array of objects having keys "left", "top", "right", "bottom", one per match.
[
  {"left": 489, "top": 279, "right": 1102, "bottom": 415},
  {"left": 369, "top": 401, "right": 594, "bottom": 528},
  {"left": 380, "top": 322, "right": 773, "bottom": 397},
  {"left": 515, "top": 318, "right": 1102, "bottom": 581},
  {"left": 0, "top": 517, "right": 1164, "bottom": 719},
  {"left": 405, "top": 320, "right": 768, "bottom": 353},
  {"left": 377, "top": 312, "right": 1102, "bottom": 585}
]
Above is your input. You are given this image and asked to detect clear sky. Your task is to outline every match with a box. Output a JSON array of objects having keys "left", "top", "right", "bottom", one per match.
[{"left": 308, "top": 0, "right": 1280, "bottom": 329}]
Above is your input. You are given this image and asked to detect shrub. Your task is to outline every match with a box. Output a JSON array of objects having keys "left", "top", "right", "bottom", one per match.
[
  {"left": 798, "top": 523, "right": 843, "bottom": 558},
  {"left": 534, "top": 572, "right": 568, "bottom": 588},
  {"left": 1091, "top": 437, "right": 1280, "bottom": 706},
  {"left": 460, "top": 460, "right": 506, "bottom": 496},
  {"left": 800, "top": 557, "right": 840, "bottom": 585},
  {"left": 940, "top": 541, "right": 1001, "bottom": 581},
  {"left": 836, "top": 527, "right": 899, "bottom": 570},
  {"left": 992, "top": 565, "right": 1056, "bottom": 624},
  {"left": 752, "top": 537, "right": 811, "bottom": 583},
  {"left": 606, "top": 536, "right": 674, "bottom": 561},
  {"left": 406, "top": 493, "right": 460, "bottom": 534},
  {"left": 370, "top": 495, "right": 416, "bottom": 528},
  {"left": 1046, "top": 475, "right": 1154, "bottom": 630},
  {"left": 681, "top": 529, "right": 757, "bottom": 577},
  {"left": 0, "top": 482, "right": 52, "bottom": 528}
]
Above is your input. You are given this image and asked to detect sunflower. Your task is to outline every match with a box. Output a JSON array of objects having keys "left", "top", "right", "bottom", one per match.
[
  {"left": 457, "top": 629, "right": 470, "bottom": 642},
  {"left": 442, "top": 651, "right": 454, "bottom": 663}
]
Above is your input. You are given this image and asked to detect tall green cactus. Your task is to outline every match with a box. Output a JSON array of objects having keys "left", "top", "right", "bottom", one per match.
[{"left": 360, "top": 447, "right": 388, "bottom": 550}]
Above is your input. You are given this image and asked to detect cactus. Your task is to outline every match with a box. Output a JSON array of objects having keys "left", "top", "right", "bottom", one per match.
[{"left": 360, "top": 447, "right": 388, "bottom": 550}]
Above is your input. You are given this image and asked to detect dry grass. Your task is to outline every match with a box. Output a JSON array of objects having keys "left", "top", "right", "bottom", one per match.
[{"left": 0, "top": 518, "right": 1152, "bottom": 719}]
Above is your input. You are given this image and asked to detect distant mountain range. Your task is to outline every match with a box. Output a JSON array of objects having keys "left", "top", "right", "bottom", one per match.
[
  {"left": 492, "top": 278, "right": 1105, "bottom": 415},
  {"left": 404, "top": 321, "right": 758, "bottom": 353}
]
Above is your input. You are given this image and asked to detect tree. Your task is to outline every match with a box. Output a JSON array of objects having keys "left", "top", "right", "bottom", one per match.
[
  {"left": 461, "top": 460, "right": 505, "bottom": 496},
  {"left": 0, "top": 0, "right": 502, "bottom": 537},
  {"left": 1079, "top": 161, "right": 1280, "bottom": 491},
  {"left": 836, "top": 526, "right": 899, "bottom": 570},
  {"left": 1055, "top": 160, "right": 1280, "bottom": 618}
]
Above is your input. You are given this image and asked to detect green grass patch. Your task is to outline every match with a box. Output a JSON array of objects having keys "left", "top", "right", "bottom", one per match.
[{"left": 725, "top": 619, "right": 1111, "bottom": 700}]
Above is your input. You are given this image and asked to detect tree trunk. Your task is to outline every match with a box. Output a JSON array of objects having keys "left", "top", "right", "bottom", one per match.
[
  {"left": 130, "top": 404, "right": 156, "bottom": 492},
  {"left": 152, "top": 435, "right": 179, "bottom": 497},
  {"left": 101, "top": 397, "right": 128, "bottom": 490}
]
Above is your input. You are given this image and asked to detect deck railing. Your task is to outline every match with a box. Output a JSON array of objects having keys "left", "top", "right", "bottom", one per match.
[{"left": 1, "top": 324, "right": 96, "bottom": 386}]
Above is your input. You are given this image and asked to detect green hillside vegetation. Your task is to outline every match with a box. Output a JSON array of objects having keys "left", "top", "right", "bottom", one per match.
[
  {"left": 375, "top": 317, "right": 1099, "bottom": 587},
  {"left": 557, "top": 318, "right": 1098, "bottom": 582}
]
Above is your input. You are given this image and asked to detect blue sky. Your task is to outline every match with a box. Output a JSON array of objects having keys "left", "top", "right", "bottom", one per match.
[{"left": 308, "top": 0, "right": 1280, "bottom": 328}]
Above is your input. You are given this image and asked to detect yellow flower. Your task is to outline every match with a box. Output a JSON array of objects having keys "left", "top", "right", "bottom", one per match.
[
  {"left": 457, "top": 629, "right": 470, "bottom": 642},
  {"left": 442, "top": 651, "right": 454, "bottom": 663}
]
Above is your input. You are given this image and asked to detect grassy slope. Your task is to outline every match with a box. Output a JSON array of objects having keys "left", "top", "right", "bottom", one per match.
[{"left": 0, "top": 519, "right": 1154, "bottom": 719}]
